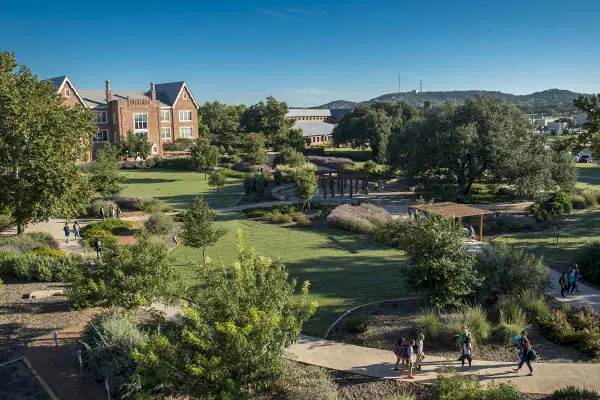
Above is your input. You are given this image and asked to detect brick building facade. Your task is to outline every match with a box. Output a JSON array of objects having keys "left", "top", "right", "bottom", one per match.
[{"left": 49, "top": 76, "right": 199, "bottom": 159}]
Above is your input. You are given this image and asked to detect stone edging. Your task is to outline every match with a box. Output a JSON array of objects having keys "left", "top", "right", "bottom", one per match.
[
  {"left": 324, "top": 296, "right": 421, "bottom": 339},
  {"left": 168, "top": 234, "right": 179, "bottom": 252}
]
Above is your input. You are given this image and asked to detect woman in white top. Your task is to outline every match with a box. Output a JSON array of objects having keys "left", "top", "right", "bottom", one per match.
[{"left": 415, "top": 334, "right": 425, "bottom": 370}]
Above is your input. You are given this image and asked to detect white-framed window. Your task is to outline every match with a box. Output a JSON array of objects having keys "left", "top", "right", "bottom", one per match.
[
  {"left": 133, "top": 113, "right": 148, "bottom": 136},
  {"left": 152, "top": 145, "right": 158, "bottom": 154},
  {"left": 179, "top": 110, "right": 193, "bottom": 122},
  {"left": 161, "top": 127, "right": 171, "bottom": 140},
  {"left": 65, "top": 88, "right": 70, "bottom": 97},
  {"left": 182, "top": 91, "right": 187, "bottom": 100},
  {"left": 93, "top": 111, "right": 107, "bottom": 124},
  {"left": 93, "top": 129, "right": 109, "bottom": 142},
  {"left": 160, "top": 110, "right": 170, "bottom": 122},
  {"left": 180, "top": 126, "right": 193, "bottom": 139}
]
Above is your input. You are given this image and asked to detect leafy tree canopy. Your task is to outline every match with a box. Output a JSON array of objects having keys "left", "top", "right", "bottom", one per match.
[
  {"left": 190, "top": 135, "right": 220, "bottom": 178},
  {"left": 0, "top": 51, "right": 95, "bottom": 233},
  {"left": 208, "top": 170, "right": 226, "bottom": 197},
  {"left": 180, "top": 196, "right": 226, "bottom": 263},
  {"left": 244, "top": 132, "right": 268, "bottom": 166},
  {"left": 132, "top": 230, "right": 318, "bottom": 398},
  {"left": 119, "top": 130, "right": 151, "bottom": 160},
  {"left": 198, "top": 100, "right": 243, "bottom": 145},
  {"left": 87, "top": 144, "right": 126, "bottom": 197}
]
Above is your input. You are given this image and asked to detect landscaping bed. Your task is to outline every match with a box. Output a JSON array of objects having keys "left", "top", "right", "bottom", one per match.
[{"left": 327, "top": 299, "right": 590, "bottom": 363}]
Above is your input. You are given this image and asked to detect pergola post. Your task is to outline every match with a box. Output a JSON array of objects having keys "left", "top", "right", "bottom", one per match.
[
  {"left": 479, "top": 214, "right": 484, "bottom": 241},
  {"left": 322, "top": 176, "right": 327, "bottom": 199},
  {"left": 355, "top": 177, "right": 359, "bottom": 193},
  {"left": 349, "top": 180, "right": 353, "bottom": 198}
]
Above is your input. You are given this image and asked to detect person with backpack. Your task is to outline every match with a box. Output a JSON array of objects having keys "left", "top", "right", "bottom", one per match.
[
  {"left": 73, "top": 221, "right": 81, "bottom": 240},
  {"left": 459, "top": 334, "right": 473, "bottom": 368},
  {"left": 513, "top": 336, "right": 535, "bottom": 376},
  {"left": 415, "top": 334, "right": 425, "bottom": 370},
  {"left": 393, "top": 338, "right": 405, "bottom": 371},
  {"left": 467, "top": 225, "right": 475, "bottom": 242},
  {"left": 94, "top": 238, "right": 102, "bottom": 258},
  {"left": 559, "top": 272, "right": 569, "bottom": 297},
  {"left": 568, "top": 269, "right": 577, "bottom": 295},
  {"left": 109, "top": 205, "right": 115, "bottom": 219},
  {"left": 404, "top": 339, "right": 416, "bottom": 379},
  {"left": 63, "top": 222, "right": 71, "bottom": 243}
]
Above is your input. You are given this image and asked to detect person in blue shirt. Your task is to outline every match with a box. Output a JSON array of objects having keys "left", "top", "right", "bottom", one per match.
[{"left": 568, "top": 270, "right": 577, "bottom": 294}]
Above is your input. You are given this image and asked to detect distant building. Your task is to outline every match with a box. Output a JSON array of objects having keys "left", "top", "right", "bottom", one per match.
[
  {"left": 547, "top": 121, "right": 568, "bottom": 133},
  {"left": 573, "top": 114, "right": 588, "bottom": 126},
  {"left": 286, "top": 108, "right": 353, "bottom": 146},
  {"left": 49, "top": 76, "right": 199, "bottom": 159}
]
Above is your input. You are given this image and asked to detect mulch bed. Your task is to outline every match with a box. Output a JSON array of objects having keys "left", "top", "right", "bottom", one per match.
[{"left": 327, "top": 299, "right": 589, "bottom": 363}]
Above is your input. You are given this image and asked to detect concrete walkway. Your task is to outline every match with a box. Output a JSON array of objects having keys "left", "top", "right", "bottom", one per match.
[
  {"left": 289, "top": 335, "right": 600, "bottom": 394},
  {"left": 548, "top": 268, "right": 600, "bottom": 314}
]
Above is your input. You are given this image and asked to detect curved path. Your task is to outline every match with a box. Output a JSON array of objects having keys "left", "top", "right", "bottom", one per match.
[{"left": 290, "top": 335, "right": 600, "bottom": 394}]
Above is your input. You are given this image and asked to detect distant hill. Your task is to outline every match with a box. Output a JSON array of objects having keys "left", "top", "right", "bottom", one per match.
[{"left": 315, "top": 89, "right": 592, "bottom": 114}]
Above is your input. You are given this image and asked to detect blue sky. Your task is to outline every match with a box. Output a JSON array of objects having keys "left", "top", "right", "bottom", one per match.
[{"left": 2, "top": 0, "right": 599, "bottom": 107}]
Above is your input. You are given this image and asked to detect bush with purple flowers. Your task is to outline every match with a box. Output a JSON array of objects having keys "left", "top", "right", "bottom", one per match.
[
  {"left": 326, "top": 203, "right": 391, "bottom": 234},
  {"left": 306, "top": 156, "right": 355, "bottom": 170}
]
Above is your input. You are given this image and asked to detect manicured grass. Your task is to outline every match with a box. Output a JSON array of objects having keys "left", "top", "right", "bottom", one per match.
[
  {"left": 497, "top": 207, "right": 600, "bottom": 266},
  {"left": 120, "top": 168, "right": 243, "bottom": 209},
  {"left": 172, "top": 213, "right": 408, "bottom": 337},
  {"left": 576, "top": 164, "right": 600, "bottom": 190}
]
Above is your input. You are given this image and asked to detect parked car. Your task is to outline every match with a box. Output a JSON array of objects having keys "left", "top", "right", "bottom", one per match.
[{"left": 578, "top": 154, "right": 592, "bottom": 163}]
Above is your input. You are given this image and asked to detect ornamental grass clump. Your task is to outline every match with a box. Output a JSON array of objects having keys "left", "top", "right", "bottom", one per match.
[{"left": 327, "top": 203, "right": 391, "bottom": 234}]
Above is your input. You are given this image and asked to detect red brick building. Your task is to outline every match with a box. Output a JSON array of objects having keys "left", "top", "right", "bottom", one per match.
[{"left": 49, "top": 76, "right": 199, "bottom": 158}]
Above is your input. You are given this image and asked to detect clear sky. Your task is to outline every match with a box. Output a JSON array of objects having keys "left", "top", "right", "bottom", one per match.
[{"left": 2, "top": 0, "right": 599, "bottom": 107}]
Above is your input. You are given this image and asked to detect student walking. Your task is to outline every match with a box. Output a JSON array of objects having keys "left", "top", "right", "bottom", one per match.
[
  {"left": 459, "top": 335, "right": 473, "bottom": 367},
  {"left": 73, "top": 221, "right": 81, "bottom": 240},
  {"left": 513, "top": 336, "right": 535, "bottom": 376},
  {"left": 116, "top": 206, "right": 122, "bottom": 219},
  {"left": 559, "top": 272, "right": 569, "bottom": 297},
  {"left": 100, "top": 206, "right": 106, "bottom": 221},
  {"left": 63, "top": 222, "right": 71, "bottom": 243},
  {"left": 415, "top": 334, "right": 425, "bottom": 370},
  {"left": 393, "top": 338, "right": 405, "bottom": 371},
  {"left": 109, "top": 205, "right": 115, "bottom": 219},
  {"left": 405, "top": 339, "right": 416, "bottom": 379},
  {"left": 568, "top": 269, "right": 577, "bottom": 295},
  {"left": 467, "top": 225, "right": 475, "bottom": 242},
  {"left": 94, "top": 238, "right": 102, "bottom": 258}
]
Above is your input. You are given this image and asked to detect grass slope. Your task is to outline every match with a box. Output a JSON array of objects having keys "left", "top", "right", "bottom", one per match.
[
  {"left": 172, "top": 213, "right": 408, "bottom": 337},
  {"left": 120, "top": 169, "right": 243, "bottom": 209}
]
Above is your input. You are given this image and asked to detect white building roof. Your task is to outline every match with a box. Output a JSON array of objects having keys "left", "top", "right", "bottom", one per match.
[{"left": 287, "top": 108, "right": 332, "bottom": 118}]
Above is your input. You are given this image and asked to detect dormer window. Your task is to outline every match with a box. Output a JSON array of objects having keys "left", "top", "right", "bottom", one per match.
[{"left": 65, "top": 88, "right": 70, "bottom": 97}]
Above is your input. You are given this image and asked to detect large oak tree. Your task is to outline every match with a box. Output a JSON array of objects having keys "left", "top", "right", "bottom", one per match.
[{"left": 0, "top": 51, "right": 96, "bottom": 233}]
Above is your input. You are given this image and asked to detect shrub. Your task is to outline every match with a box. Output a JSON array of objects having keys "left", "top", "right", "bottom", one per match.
[
  {"left": 81, "top": 220, "right": 133, "bottom": 247},
  {"left": 29, "top": 246, "right": 66, "bottom": 258},
  {"left": 552, "top": 386, "right": 600, "bottom": 400},
  {"left": 305, "top": 155, "right": 355, "bottom": 170},
  {"left": 111, "top": 196, "right": 158, "bottom": 211},
  {"left": 414, "top": 309, "right": 441, "bottom": 339},
  {"left": 91, "top": 199, "right": 118, "bottom": 217},
  {"left": 279, "top": 362, "right": 338, "bottom": 400},
  {"left": 541, "top": 308, "right": 577, "bottom": 344},
  {"left": 571, "top": 193, "right": 587, "bottom": 209},
  {"left": 139, "top": 198, "right": 165, "bottom": 213},
  {"left": 273, "top": 147, "right": 306, "bottom": 168},
  {"left": 482, "top": 381, "right": 524, "bottom": 400},
  {"left": 570, "top": 306, "right": 600, "bottom": 331},
  {"left": 144, "top": 213, "right": 174, "bottom": 235},
  {"left": 82, "top": 311, "right": 148, "bottom": 398},
  {"left": 519, "top": 288, "right": 550, "bottom": 322},
  {"left": 577, "top": 243, "right": 600, "bottom": 285},
  {"left": 490, "top": 299, "right": 528, "bottom": 344},
  {"left": 28, "top": 257, "right": 54, "bottom": 282},
  {"left": 550, "top": 191, "right": 572, "bottom": 215},
  {"left": 270, "top": 211, "right": 293, "bottom": 224},
  {"left": 345, "top": 315, "right": 370, "bottom": 333},
  {"left": 361, "top": 160, "right": 378, "bottom": 173},
  {"left": 245, "top": 208, "right": 266, "bottom": 219},
  {"left": 582, "top": 189, "right": 600, "bottom": 207},
  {"left": 0, "top": 232, "right": 58, "bottom": 253},
  {"left": 327, "top": 203, "right": 391, "bottom": 234},
  {"left": 292, "top": 213, "right": 312, "bottom": 227},
  {"left": 162, "top": 138, "right": 193, "bottom": 152},
  {"left": 220, "top": 167, "right": 248, "bottom": 179},
  {"left": 0, "top": 215, "right": 12, "bottom": 233}
]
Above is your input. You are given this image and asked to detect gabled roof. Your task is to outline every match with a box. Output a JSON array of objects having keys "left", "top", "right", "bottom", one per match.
[
  {"left": 293, "top": 121, "right": 336, "bottom": 137},
  {"left": 47, "top": 77, "right": 198, "bottom": 109},
  {"left": 47, "top": 75, "right": 86, "bottom": 107},
  {"left": 287, "top": 108, "right": 332, "bottom": 118}
]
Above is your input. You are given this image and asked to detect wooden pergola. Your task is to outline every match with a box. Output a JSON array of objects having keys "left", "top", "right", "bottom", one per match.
[
  {"left": 316, "top": 170, "right": 370, "bottom": 199},
  {"left": 410, "top": 202, "right": 492, "bottom": 240}
]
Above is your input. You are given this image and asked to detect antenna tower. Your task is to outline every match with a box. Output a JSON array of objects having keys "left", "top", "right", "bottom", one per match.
[{"left": 420, "top": 80, "right": 423, "bottom": 93}]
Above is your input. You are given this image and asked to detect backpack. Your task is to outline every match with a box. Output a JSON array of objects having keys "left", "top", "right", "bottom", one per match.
[
  {"left": 528, "top": 348, "right": 537, "bottom": 362},
  {"left": 402, "top": 345, "right": 410, "bottom": 359}
]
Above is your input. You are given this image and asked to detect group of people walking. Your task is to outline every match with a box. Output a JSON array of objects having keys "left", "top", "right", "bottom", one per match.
[
  {"left": 63, "top": 221, "right": 81, "bottom": 243},
  {"left": 558, "top": 264, "right": 583, "bottom": 297},
  {"left": 99, "top": 205, "right": 121, "bottom": 220},
  {"left": 392, "top": 326, "right": 536, "bottom": 379}
]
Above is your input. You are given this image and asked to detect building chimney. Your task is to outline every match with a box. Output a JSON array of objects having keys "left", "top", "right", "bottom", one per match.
[
  {"left": 105, "top": 80, "right": 112, "bottom": 102},
  {"left": 150, "top": 82, "right": 156, "bottom": 101}
]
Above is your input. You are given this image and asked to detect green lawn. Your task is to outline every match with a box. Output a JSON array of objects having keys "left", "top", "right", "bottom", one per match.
[
  {"left": 120, "top": 169, "right": 243, "bottom": 209},
  {"left": 576, "top": 164, "right": 600, "bottom": 190},
  {"left": 497, "top": 207, "right": 600, "bottom": 266},
  {"left": 172, "top": 214, "right": 408, "bottom": 337}
]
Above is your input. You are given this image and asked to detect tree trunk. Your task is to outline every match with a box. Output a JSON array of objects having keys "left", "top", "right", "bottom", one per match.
[{"left": 202, "top": 248, "right": 207, "bottom": 264}]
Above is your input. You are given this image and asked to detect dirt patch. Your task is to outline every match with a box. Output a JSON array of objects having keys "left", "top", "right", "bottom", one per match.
[{"left": 327, "top": 299, "right": 589, "bottom": 363}]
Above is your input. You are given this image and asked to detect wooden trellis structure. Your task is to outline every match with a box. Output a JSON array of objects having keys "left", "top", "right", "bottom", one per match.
[
  {"left": 410, "top": 202, "right": 492, "bottom": 240},
  {"left": 316, "top": 171, "right": 370, "bottom": 199}
]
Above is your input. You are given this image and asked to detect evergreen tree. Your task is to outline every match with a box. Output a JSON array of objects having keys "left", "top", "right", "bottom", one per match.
[{"left": 180, "top": 196, "right": 226, "bottom": 263}]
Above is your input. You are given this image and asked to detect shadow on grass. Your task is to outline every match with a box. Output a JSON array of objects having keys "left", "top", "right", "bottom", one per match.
[{"left": 126, "top": 178, "right": 180, "bottom": 184}]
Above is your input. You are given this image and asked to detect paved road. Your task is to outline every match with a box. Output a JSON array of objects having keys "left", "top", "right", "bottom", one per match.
[{"left": 290, "top": 335, "right": 600, "bottom": 394}]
